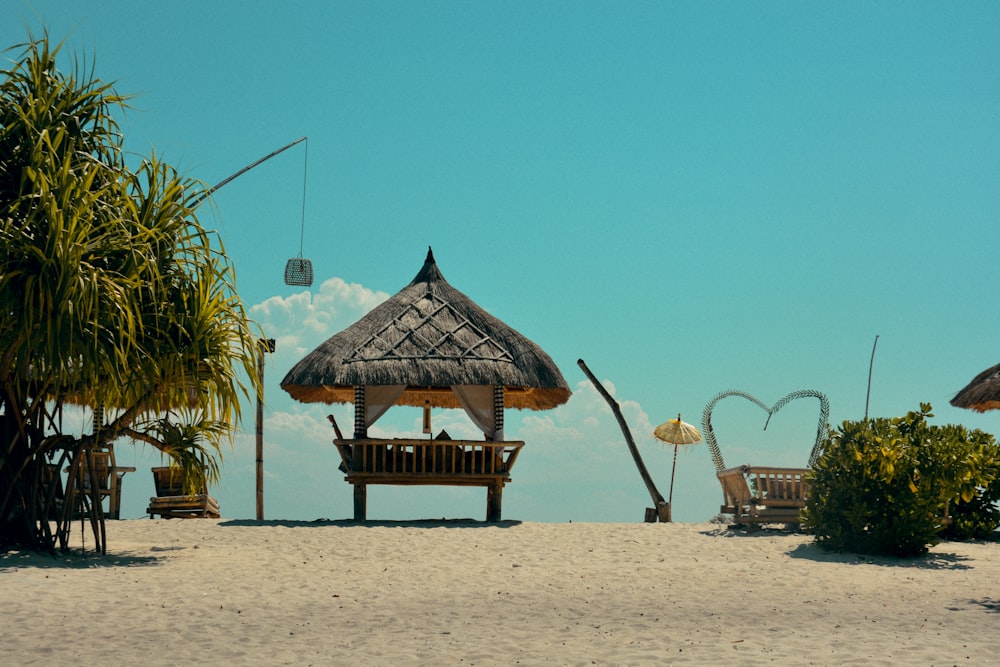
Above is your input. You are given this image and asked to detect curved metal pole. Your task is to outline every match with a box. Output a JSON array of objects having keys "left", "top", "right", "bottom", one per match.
[{"left": 191, "top": 136, "right": 307, "bottom": 209}]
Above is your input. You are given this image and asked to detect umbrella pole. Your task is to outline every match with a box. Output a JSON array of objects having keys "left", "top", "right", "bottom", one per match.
[{"left": 668, "top": 445, "right": 678, "bottom": 506}]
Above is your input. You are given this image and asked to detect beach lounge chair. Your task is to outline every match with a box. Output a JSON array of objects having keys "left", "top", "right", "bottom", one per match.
[
  {"left": 67, "top": 446, "right": 136, "bottom": 520},
  {"left": 717, "top": 465, "right": 810, "bottom": 527},
  {"left": 147, "top": 466, "right": 220, "bottom": 519}
]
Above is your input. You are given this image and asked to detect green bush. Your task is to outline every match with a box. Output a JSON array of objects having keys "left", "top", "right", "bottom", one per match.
[
  {"left": 803, "top": 404, "right": 999, "bottom": 557},
  {"left": 941, "top": 461, "right": 1000, "bottom": 541}
]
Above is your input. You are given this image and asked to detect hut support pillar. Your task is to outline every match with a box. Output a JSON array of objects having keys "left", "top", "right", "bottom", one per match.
[
  {"left": 353, "top": 386, "right": 366, "bottom": 438},
  {"left": 493, "top": 385, "right": 504, "bottom": 440},
  {"left": 353, "top": 483, "right": 367, "bottom": 521},
  {"left": 486, "top": 480, "right": 503, "bottom": 522}
]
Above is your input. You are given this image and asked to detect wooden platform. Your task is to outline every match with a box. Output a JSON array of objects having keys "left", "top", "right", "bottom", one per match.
[
  {"left": 147, "top": 467, "right": 220, "bottom": 519},
  {"left": 334, "top": 439, "right": 524, "bottom": 522},
  {"left": 147, "top": 494, "right": 221, "bottom": 519}
]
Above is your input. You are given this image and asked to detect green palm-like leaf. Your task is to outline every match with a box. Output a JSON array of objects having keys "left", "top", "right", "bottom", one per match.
[{"left": 1, "top": 33, "right": 263, "bottom": 552}]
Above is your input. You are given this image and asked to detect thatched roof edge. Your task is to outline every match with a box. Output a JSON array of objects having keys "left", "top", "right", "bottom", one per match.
[{"left": 950, "top": 362, "right": 1000, "bottom": 413}]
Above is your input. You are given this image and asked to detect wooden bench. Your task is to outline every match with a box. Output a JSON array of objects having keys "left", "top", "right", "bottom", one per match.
[
  {"left": 717, "top": 465, "right": 810, "bottom": 527},
  {"left": 147, "top": 467, "right": 220, "bottom": 519},
  {"left": 334, "top": 439, "right": 524, "bottom": 522}
]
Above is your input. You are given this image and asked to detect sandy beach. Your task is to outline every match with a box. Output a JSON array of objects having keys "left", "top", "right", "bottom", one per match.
[{"left": 2, "top": 520, "right": 997, "bottom": 666}]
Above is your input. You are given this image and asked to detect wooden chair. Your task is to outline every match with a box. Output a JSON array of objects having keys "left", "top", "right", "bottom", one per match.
[
  {"left": 40, "top": 461, "right": 66, "bottom": 520},
  {"left": 68, "top": 447, "right": 136, "bottom": 520},
  {"left": 717, "top": 465, "right": 810, "bottom": 527},
  {"left": 147, "top": 466, "right": 220, "bottom": 519}
]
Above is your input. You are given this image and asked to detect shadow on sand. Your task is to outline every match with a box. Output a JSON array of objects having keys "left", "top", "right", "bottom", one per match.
[
  {"left": 967, "top": 597, "right": 1000, "bottom": 613},
  {"left": 218, "top": 518, "right": 523, "bottom": 529},
  {"left": 701, "top": 524, "right": 976, "bottom": 571},
  {"left": 0, "top": 549, "right": 162, "bottom": 570},
  {"left": 785, "top": 540, "right": 974, "bottom": 571}
]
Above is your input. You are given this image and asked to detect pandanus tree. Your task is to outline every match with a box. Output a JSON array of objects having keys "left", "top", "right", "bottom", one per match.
[{"left": 0, "top": 34, "right": 261, "bottom": 552}]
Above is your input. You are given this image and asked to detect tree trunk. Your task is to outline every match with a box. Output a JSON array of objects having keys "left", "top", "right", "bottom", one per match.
[{"left": 0, "top": 417, "right": 105, "bottom": 553}]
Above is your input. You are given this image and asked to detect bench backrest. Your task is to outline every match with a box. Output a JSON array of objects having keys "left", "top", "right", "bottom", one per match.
[
  {"left": 717, "top": 465, "right": 810, "bottom": 506},
  {"left": 336, "top": 439, "right": 522, "bottom": 475},
  {"left": 746, "top": 466, "right": 810, "bottom": 504},
  {"left": 151, "top": 467, "right": 208, "bottom": 496}
]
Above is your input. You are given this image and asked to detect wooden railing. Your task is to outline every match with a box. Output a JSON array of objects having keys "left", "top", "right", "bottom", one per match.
[
  {"left": 335, "top": 439, "right": 524, "bottom": 478},
  {"left": 333, "top": 439, "right": 526, "bottom": 522}
]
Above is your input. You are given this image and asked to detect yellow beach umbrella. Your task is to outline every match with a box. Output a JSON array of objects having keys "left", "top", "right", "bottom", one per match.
[{"left": 653, "top": 414, "right": 702, "bottom": 512}]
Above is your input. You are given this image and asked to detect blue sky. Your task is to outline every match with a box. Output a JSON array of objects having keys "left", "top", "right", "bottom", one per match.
[{"left": 7, "top": 2, "right": 1000, "bottom": 522}]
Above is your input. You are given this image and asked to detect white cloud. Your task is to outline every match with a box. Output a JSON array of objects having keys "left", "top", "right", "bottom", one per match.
[
  {"left": 515, "top": 378, "right": 657, "bottom": 453},
  {"left": 250, "top": 276, "right": 389, "bottom": 360}
]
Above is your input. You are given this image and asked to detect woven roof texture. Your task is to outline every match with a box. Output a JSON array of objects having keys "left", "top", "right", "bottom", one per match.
[{"left": 281, "top": 248, "right": 571, "bottom": 410}]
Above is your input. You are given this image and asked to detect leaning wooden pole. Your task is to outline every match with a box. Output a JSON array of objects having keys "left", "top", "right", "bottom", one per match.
[{"left": 577, "top": 359, "right": 669, "bottom": 522}]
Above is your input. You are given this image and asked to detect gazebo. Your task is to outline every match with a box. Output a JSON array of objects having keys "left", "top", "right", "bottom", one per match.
[{"left": 280, "top": 248, "right": 571, "bottom": 521}]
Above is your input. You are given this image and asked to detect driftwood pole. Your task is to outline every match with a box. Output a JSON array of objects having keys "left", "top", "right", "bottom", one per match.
[
  {"left": 864, "top": 334, "right": 879, "bottom": 420},
  {"left": 256, "top": 338, "right": 276, "bottom": 520},
  {"left": 577, "top": 359, "right": 670, "bottom": 522}
]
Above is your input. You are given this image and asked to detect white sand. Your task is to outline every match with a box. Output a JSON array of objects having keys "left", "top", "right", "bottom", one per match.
[{"left": 2, "top": 520, "right": 997, "bottom": 665}]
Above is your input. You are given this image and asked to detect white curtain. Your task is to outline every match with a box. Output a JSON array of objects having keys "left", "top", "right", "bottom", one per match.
[
  {"left": 365, "top": 385, "right": 406, "bottom": 427},
  {"left": 452, "top": 385, "right": 503, "bottom": 440}
]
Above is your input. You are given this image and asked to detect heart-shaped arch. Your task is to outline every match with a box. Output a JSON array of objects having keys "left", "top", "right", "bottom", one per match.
[{"left": 701, "top": 389, "right": 830, "bottom": 472}]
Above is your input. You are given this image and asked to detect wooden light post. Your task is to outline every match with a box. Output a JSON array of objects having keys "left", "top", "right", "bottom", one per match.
[{"left": 256, "top": 338, "right": 276, "bottom": 520}]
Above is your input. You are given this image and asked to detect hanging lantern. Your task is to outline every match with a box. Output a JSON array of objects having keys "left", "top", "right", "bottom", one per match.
[
  {"left": 284, "top": 257, "right": 314, "bottom": 286},
  {"left": 283, "top": 137, "right": 314, "bottom": 287}
]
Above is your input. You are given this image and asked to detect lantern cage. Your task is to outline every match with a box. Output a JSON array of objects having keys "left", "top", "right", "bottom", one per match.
[{"left": 284, "top": 257, "right": 314, "bottom": 287}]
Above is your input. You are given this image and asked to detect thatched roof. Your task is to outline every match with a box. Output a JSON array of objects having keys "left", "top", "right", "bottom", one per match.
[
  {"left": 280, "top": 248, "right": 571, "bottom": 410},
  {"left": 951, "top": 362, "right": 1000, "bottom": 413}
]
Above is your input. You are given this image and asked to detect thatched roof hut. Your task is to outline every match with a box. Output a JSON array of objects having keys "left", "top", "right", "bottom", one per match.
[
  {"left": 951, "top": 362, "right": 1000, "bottom": 413},
  {"left": 282, "top": 248, "right": 570, "bottom": 521},
  {"left": 281, "top": 248, "right": 570, "bottom": 435}
]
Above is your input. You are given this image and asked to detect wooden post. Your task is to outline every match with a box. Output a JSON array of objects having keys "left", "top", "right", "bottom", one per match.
[
  {"left": 353, "top": 483, "right": 367, "bottom": 521},
  {"left": 256, "top": 338, "right": 275, "bottom": 521},
  {"left": 487, "top": 480, "right": 503, "bottom": 522}
]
